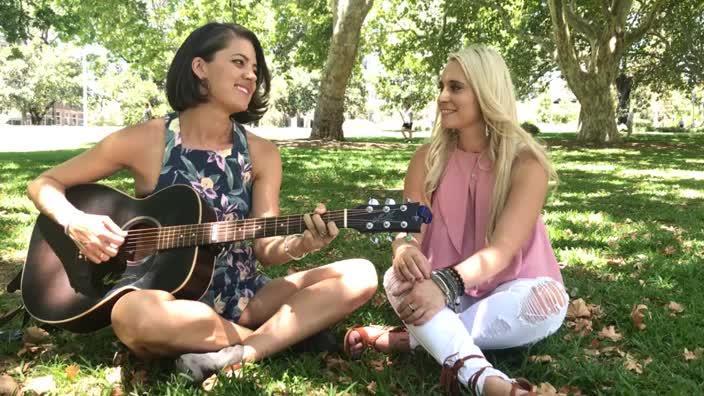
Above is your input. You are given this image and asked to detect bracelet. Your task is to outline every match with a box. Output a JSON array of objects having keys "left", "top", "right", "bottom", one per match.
[
  {"left": 430, "top": 267, "right": 465, "bottom": 312},
  {"left": 284, "top": 234, "right": 307, "bottom": 261}
]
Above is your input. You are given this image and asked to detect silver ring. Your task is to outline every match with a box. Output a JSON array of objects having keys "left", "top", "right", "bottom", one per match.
[{"left": 408, "top": 303, "right": 416, "bottom": 312}]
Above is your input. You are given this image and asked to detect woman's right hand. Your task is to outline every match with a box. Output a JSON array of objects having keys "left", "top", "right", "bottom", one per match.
[
  {"left": 65, "top": 213, "right": 127, "bottom": 264},
  {"left": 392, "top": 242, "right": 431, "bottom": 282}
]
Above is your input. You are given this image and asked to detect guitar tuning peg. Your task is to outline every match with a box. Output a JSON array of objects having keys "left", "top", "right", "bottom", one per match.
[
  {"left": 370, "top": 235, "right": 380, "bottom": 245},
  {"left": 368, "top": 198, "right": 380, "bottom": 205},
  {"left": 384, "top": 198, "right": 396, "bottom": 205}
]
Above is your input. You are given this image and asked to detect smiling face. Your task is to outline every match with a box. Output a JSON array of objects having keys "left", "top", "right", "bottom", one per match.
[
  {"left": 193, "top": 36, "right": 258, "bottom": 114},
  {"left": 437, "top": 60, "right": 483, "bottom": 131}
]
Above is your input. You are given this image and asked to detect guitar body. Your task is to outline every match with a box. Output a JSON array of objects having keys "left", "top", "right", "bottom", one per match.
[{"left": 21, "top": 184, "right": 216, "bottom": 333}]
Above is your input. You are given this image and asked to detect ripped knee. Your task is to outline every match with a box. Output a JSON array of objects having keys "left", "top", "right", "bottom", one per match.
[{"left": 519, "top": 280, "right": 568, "bottom": 323}]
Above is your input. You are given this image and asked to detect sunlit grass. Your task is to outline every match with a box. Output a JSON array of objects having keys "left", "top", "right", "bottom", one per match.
[{"left": 1, "top": 132, "right": 704, "bottom": 394}]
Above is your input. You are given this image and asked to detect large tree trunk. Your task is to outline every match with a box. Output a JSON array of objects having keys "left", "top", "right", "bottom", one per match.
[
  {"left": 310, "top": 0, "right": 373, "bottom": 140},
  {"left": 575, "top": 80, "right": 620, "bottom": 142},
  {"left": 547, "top": 0, "right": 666, "bottom": 144}
]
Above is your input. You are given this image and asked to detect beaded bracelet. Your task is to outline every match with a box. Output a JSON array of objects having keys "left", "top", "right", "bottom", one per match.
[
  {"left": 430, "top": 267, "right": 465, "bottom": 313},
  {"left": 284, "top": 234, "right": 307, "bottom": 261}
]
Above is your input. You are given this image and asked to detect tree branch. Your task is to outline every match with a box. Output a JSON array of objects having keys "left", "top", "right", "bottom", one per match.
[
  {"left": 564, "top": 0, "right": 599, "bottom": 42},
  {"left": 478, "top": 1, "right": 552, "bottom": 48},
  {"left": 625, "top": 0, "right": 666, "bottom": 46}
]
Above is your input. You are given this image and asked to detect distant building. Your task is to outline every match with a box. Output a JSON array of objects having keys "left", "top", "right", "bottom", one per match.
[{"left": 3, "top": 103, "right": 84, "bottom": 125}]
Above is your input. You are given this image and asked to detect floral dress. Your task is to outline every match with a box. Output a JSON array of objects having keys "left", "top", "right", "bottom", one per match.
[{"left": 152, "top": 113, "right": 270, "bottom": 322}]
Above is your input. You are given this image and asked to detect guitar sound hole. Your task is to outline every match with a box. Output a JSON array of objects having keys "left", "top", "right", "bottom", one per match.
[{"left": 121, "top": 217, "right": 160, "bottom": 265}]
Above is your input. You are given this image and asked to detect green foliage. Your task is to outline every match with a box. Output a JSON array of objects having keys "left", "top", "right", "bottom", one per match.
[
  {"left": 271, "top": 0, "right": 332, "bottom": 72},
  {"left": 0, "top": 40, "right": 82, "bottom": 124}
]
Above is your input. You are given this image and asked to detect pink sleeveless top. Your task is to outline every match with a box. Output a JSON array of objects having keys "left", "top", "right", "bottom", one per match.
[{"left": 420, "top": 149, "right": 563, "bottom": 298}]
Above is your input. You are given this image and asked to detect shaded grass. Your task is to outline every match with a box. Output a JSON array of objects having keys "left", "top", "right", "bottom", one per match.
[{"left": 1, "top": 131, "right": 703, "bottom": 394}]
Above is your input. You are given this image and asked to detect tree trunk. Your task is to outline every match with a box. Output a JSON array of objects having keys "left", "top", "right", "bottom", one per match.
[
  {"left": 310, "top": 0, "right": 373, "bottom": 140},
  {"left": 574, "top": 81, "right": 621, "bottom": 143}
]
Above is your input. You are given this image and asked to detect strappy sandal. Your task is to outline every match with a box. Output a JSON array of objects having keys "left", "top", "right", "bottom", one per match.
[
  {"left": 342, "top": 325, "right": 406, "bottom": 359},
  {"left": 440, "top": 354, "right": 537, "bottom": 396}
]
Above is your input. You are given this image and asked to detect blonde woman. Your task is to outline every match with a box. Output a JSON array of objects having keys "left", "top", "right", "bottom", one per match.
[{"left": 344, "top": 45, "right": 568, "bottom": 395}]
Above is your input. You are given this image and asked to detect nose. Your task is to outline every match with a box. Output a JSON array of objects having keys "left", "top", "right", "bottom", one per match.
[
  {"left": 244, "top": 68, "right": 257, "bottom": 83},
  {"left": 437, "top": 87, "right": 450, "bottom": 103}
]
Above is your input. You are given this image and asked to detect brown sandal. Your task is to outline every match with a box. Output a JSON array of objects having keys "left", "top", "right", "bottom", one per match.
[
  {"left": 440, "top": 354, "right": 537, "bottom": 396},
  {"left": 342, "top": 325, "right": 405, "bottom": 359}
]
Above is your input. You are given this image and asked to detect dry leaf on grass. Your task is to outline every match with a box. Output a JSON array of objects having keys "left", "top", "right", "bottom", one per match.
[
  {"left": 566, "top": 299, "right": 591, "bottom": 319},
  {"left": 23, "top": 326, "right": 50, "bottom": 344},
  {"left": 528, "top": 355, "right": 554, "bottom": 363},
  {"left": 630, "top": 304, "right": 649, "bottom": 330},
  {"left": 536, "top": 382, "right": 558, "bottom": 395},
  {"left": 110, "top": 385, "right": 125, "bottom": 396},
  {"left": 683, "top": 348, "right": 703, "bottom": 361},
  {"left": 65, "top": 364, "right": 80, "bottom": 381},
  {"left": 558, "top": 385, "right": 583, "bottom": 395},
  {"left": 598, "top": 326, "right": 623, "bottom": 342},
  {"left": 667, "top": 301, "right": 684, "bottom": 314},
  {"left": 368, "top": 359, "right": 385, "bottom": 372},
  {"left": 366, "top": 381, "right": 378, "bottom": 394},
  {"left": 371, "top": 292, "right": 387, "bottom": 307},
  {"left": 201, "top": 374, "right": 219, "bottom": 392},
  {"left": 324, "top": 354, "right": 349, "bottom": 372},
  {"left": 662, "top": 245, "right": 677, "bottom": 256}
]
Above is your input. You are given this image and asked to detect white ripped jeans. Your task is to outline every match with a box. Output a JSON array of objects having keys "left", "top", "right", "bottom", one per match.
[{"left": 383, "top": 268, "right": 569, "bottom": 393}]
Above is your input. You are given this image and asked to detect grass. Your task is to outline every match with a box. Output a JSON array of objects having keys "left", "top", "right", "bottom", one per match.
[{"left": 1, "top": 131, "right": 703, "bottom": 395}]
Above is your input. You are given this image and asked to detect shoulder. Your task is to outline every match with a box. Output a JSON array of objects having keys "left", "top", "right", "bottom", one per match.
[
  {"left": 104, "top": 118, "right": 164, "bottom": 146},
  {"left": 510, "top": 149, "right": 548, "bottom": 184},
  {"left": 408, "top": 143, "right": 430, "bottom": 168},
  {"left": 245, "top": 129, "right": 280, "bottom": 160}
]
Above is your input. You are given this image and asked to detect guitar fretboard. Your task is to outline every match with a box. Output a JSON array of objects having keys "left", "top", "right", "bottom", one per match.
[{"left": 130, "top": 210, "right": 350, "bottom": 250}]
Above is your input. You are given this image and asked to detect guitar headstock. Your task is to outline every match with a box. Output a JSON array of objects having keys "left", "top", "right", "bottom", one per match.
[{"left": 347, "top": 199, "right": 432, "bottom": 234}]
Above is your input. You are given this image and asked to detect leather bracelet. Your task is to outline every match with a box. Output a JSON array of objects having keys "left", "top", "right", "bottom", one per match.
[{"left": 284, "top": 234, "right": 307, "bottom": 261}]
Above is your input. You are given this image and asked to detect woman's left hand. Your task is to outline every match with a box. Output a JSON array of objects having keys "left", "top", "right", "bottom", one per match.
[
  {"left": 301, "top": 203, "right": 339, "bottom": 253},
  {"left": 394, "top": 279, "right": 446, "bottom": 325}
]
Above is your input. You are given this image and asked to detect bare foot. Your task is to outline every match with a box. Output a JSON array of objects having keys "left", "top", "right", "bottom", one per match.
[{"left": 345, "top": 326, "right": 410, "bottom": 358}]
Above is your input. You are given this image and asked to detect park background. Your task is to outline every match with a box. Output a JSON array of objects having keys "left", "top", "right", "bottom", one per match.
[{"left": 0, "top": 0, "right": 703, "bottom": 395}]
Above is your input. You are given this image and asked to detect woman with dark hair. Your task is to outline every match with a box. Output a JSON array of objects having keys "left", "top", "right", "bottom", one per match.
[{"left": 26, "top": 22, "right": 378, "bottom": 381}]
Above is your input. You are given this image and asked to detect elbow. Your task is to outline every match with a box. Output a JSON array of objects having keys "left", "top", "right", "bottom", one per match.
[{"left": 26, "top": 176, "right": 44, "bottom": 202}]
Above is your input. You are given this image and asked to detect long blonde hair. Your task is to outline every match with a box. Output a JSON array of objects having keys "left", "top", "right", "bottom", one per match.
[{"left": 424, "top": 45, "right": 557, "bottom": 240}]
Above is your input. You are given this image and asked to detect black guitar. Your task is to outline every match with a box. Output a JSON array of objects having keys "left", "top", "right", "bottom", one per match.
[{"left": 21, "top": 183, "right": 432, "bottom": 333}]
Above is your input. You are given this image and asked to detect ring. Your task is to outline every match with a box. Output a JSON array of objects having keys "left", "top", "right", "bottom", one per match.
[{"left": 408, "top": 303, "right": 416, "bottom": 312}]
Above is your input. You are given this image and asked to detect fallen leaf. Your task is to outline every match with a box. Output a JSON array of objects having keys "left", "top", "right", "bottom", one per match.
[
  {"left": 201, "top": 374, "right": 219, "bottom": 392},
  {"left": 368, "top": 359, "right": 385, "bottom": 372},
  {"left": 324, "top": 354, "right": 349, "bottom": 371},
  {"left": 624, "top": 354, "right": 643, "bottom": 374},
  {"left": 567, "top": 299, "right": 590, "bottom": 319},
  {"left": 0, "top": 375, "right": 20, "bottom": 396},
  {"left": 528, "top": 355, "right": 554, "bottom": 363},
  {"left": 24, "top": 375, "right": 56, "bottom": 394},
  {"left": 667, "top": 301, "right": 684, "bottom": 314},
  {"left": 366, "top": 381, "right": 378, "bottom": 394},
  {"left": 371, "top": 292, "right": 387, "bottom": 307},
  {"left": 606, "top": 257, "right": 625, "bottom": 266},
  {"left": 662, "top": 245, "right": 677, "bottom": 256},
  {"left": 558, "top": 385, "right": 583, "bottom": 395},
  {"left": 598, "top": 326, "right": 623, "bottom": 342},
  {"left": 683, "top": 348, "right": 699, "bottom": 361},
  {"left": 110, "top": 385, "right": 125, "bottom": 396},
  {"left": 572, "top": 318, "right": 593, "bottom": 336},
  {"left": 23, "top": 326, "right": 50, "bottom": 344},
  {"left": 65, "top": 364, "right": 80, "bottom": 381},
  {"left": 536, "top": 382, "right": 557, "bottom": 395},
  {"left": 630, "top": 304, "right": 648, "bottom": 330}
]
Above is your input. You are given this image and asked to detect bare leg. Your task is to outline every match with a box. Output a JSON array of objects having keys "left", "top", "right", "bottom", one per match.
[
  {"left": 111, "top": 290, "right": 252, "bottom": 359},
  {"left": 238, "top": 259, "right": 378, "bottom": 361}
]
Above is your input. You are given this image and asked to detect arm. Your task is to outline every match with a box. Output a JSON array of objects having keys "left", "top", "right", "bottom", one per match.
[
  {"left": 453, "top": 152, "right": 550, "bottom": 288},
  {"left": 250, "top": 136, "right": 337, "bottom": 266},
  {"left": 26, "top": 122, "right": 157, "bottom": 262},
  {"left": 391, "top": 144, "right": 432, "bottom": 281}
]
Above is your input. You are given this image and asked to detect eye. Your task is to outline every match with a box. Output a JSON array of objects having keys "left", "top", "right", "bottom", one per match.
[{"left": 232, "top": 58, "right": 245, "bottom": 66}]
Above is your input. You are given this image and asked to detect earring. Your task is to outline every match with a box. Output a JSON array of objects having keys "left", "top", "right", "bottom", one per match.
[{"left": 485, "top": 125, "right": 489, "bottom": 137}]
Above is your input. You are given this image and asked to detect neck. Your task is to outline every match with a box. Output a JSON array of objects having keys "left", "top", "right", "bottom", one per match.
[
  {"left": 456, "top": 121, "right": 489, "bottom": 153},
  {"left": 179, "top": 105, "right": 233, "bottom": 147}
]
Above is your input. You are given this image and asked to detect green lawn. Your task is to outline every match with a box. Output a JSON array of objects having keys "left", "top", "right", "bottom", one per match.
[{"left": 1, "top": 132, "right": 703, "bottom": 395}]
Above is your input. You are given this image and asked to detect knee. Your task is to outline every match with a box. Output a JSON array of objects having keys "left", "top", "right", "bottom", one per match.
[
  {"left": 339, "top": 258, "right": 378, "bottom": 303},
  {"left": 111, "top": 291, "right": 168, "bottom": 346},
  {"left": 382, "top": 267, "right": 401, "bottom": 293},
  {"left": 519, "top": 279, "right": 569, "bottom": 324}
]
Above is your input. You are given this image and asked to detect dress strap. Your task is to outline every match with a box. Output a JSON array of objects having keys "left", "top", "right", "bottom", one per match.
[{"left": 161, "top": 113, "right": 179, "bottom": 167}]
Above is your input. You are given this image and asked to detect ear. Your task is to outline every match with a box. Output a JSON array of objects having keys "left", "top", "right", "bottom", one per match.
[{"left": 191, "top": 57, "right": 208, "bottom": 80}]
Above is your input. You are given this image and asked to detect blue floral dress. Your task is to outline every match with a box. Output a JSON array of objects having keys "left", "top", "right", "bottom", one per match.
[{"left": 153, "top": 113, "right": 270, "bottom": 322}]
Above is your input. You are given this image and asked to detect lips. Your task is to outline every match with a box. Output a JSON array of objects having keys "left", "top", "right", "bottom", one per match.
[{"left": 235, "top": 84, "right": 251, "bottom": 95}]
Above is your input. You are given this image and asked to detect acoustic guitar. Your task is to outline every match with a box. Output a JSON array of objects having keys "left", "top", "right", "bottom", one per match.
[{"left": 21, "top": 183, "right": 432, "bottom": 333}]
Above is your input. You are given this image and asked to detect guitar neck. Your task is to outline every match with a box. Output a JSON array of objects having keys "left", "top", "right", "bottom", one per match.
[{"left": 137, "top": 210, "right": 350, "bottom": 250}]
